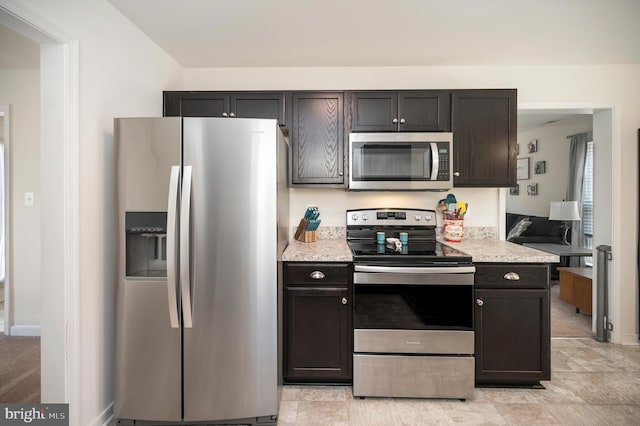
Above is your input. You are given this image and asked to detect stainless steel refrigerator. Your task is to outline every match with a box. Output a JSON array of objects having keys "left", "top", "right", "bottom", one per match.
[{"left": 114, "top": 117, "right": 288, "bottom": 424}]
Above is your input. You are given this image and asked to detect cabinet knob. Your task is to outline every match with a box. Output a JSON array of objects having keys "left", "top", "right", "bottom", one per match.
[
  {"left": 400, "top": 118, "right": 406, "bottom": 124},
  {"left": 453, "top": 172, "right": 460, "bottom": 177},
  {"left": 392, "top": 118, "right": 398, "bottom": 124},
  {"left": 339, "top": 171, "right": 344, "bottom": 176},
  {"left": 222, "top": 112, "right": 228, "bottom": 117},
  {"left": 504, "top": 272, "right": 521, "bottom": 281},
  {"left": 341, "top": 297, "right": 348, "bottom": 305},
  {"left": 476, "top": 298, "right": 484, "bottom": 307},
  {"left": 309, "top": 271, "right": 325, "bottom": 280},
  {"left": 229, "top": 112, "right": 236, "bottom": 118}
]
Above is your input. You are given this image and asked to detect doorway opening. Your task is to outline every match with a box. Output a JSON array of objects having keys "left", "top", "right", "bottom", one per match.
[{"left": 510, "top": 108, "right": 613, "bottom": 340}]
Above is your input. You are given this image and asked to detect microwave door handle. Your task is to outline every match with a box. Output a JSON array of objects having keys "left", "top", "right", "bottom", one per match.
[{"left": 430, "top": 142, "right": 439, "bottom": 180}]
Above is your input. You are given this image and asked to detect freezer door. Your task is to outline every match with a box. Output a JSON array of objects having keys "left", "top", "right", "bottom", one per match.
[
  {"left": 182, "top": 118, "right": 279, "bottom": 422},
  {"left": 114, "top": 118, "right": 182, "bottom": 422}
]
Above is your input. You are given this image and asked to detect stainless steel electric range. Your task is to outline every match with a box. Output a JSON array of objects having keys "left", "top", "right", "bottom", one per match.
[{"left": 347, "top": 208, "right": 475, "bottom": 400}]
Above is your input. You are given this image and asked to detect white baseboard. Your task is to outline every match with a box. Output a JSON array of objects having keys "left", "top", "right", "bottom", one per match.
[
  {"left": 10, "top": 325, "right": 41, "bottom": 336},
  {"left": 91, "top": 402, "right": 113, "bottom": 426},
  {"left": 621, "top": 333, "right": 640, "bottom": 346}
]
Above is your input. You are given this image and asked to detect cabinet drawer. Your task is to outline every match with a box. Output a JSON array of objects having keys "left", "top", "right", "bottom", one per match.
[
  {"left": 285, "top": 263, "right": 351, "bottom": 286},
  {"left": 475, "top": 264, "right": 548, "bottom": 289}
]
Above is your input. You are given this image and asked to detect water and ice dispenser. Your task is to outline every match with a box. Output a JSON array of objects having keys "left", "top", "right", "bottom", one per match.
[{"left": 125, "top": 212, "right": 167, "bottom": 278}]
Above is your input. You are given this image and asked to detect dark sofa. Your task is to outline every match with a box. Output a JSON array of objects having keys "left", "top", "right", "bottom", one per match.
[{"left": 506, "top": 213, "right": 568, "bottom": 245}]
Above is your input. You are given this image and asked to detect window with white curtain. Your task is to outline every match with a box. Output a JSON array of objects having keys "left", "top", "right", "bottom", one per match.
[{"left": 582, "top": 141, "right": 594, "bottom": 265}]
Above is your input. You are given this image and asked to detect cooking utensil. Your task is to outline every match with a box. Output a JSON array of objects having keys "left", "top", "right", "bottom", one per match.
[{"left": 446, "top": 193, "right": 457, "bottom": 212}]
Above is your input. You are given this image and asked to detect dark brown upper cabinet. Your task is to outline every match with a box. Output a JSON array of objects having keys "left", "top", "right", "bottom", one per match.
[
  {"left": 290, "top": 92, "right": 345, "bottom": 186},
  {"left": 451, "top": 89, "right": 517, "bottom": 187},
  {"left": 163, "top": 91, "right": 288, "bottom": 127},
  {"left": 350, "top": 91, "right": 451, "bottom": 132}
]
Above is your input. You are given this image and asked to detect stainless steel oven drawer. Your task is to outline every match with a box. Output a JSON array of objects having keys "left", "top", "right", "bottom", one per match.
[
  {"left": 354, "top": 329, "right": 474, "bottom": 354},
  {"left": 353, "top": 354, "right": 474, "bottom": 399}
]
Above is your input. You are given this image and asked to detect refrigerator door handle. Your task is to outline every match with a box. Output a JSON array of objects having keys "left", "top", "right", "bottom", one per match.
[
  {"left": 166, "top": 165, "right": 180, "bottom": 329},
  {"left": 181, "top": 165, "right": 194, "bottom": 328}
]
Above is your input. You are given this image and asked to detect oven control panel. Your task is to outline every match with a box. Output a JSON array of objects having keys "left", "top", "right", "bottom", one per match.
[{"left": 347, "top": 208, "right": 437, "bottom": 227}]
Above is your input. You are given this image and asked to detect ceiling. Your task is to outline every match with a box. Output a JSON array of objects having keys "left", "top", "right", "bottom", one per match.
[{"left": 108, "top": 0, "right": 640, "bottom": 68}]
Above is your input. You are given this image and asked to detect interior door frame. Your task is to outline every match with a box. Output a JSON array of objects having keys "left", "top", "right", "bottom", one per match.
[
  {"left": 0, "top": 105, "right": 10, "bottom": 335},
  {"left": 0, "top": 0, "right": 80, "bottom": 419}
]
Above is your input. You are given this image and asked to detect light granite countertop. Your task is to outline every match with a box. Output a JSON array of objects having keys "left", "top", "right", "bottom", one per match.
[
  {"left": 282, "top": 237, "right": 559, "bottom": 263},
  {"left": 281, "top": 239, "right": 353, "bottom": 262},
  {"left": 438, "top": 239, "right": 560, "bottom": 263}
]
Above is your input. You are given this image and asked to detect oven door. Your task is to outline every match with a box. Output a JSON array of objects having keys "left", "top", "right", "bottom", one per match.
[
  {"left": 353, "top": 265, "right": 475, "bottom": 330},
  {"left": 348, "top": 133, "right": 452, "bottom": 190},
  {"left": 352, "top": 264, "right": 476, "bottom": 399}
]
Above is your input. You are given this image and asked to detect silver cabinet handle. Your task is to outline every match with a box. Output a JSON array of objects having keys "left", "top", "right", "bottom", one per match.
[
  {"left": 166, "top": 166, "right": 180, "bottom": 329},
  {"left": 476, "top": 298, "right": 484, "bottom": 307},
  {"left": 222, "top": 112, "right": 228, "bottom": 117},
  {"left": 392, "top": 118, "right": 398, "bottom": 124},
  {"left": 310, "top": 271, "right": 325, "bottom": 279},
  {"left": 181, "top": 166, "right": 194, "bottom": 328},
  {"left": 504, "top": 272, "right": 521, "bottom": 281},
  {"left": 400, "top": 118, "right": 406, "bottom": 124},
  {"left": 453, "top": 171, "right": 460, "bottom": 177},
  {"left": 229, "top": 112, "right": 236, "bottom": 117},
  {"left": 341, "top": 297, "right": 348, "bottom": 305},
  {"left": 339, "top": 171, "right": 344, "bottom": 176}
]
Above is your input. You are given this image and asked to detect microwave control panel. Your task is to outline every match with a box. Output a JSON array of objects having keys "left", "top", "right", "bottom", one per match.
[{"left": 436, "top": 142, "right": 451, "bottom": 181}]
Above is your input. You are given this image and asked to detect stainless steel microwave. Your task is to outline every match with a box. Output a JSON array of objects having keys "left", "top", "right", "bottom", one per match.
[{"left": 348, "top": 132, "right": 453, "bottom": 191}]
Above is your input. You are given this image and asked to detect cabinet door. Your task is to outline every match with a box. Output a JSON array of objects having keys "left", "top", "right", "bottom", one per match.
[
  {"left": 474, "top": 288, "right": 550, "bottom": 385},
  {"left": 452, "top": 90, "right": 517, "bottom": 187},
  {"left": 351, "top": 92, "right": 398, "bottom": 132},
  {"left": 284, "top": 287, "right": 352, "bottom": 382},
  {"left": 290, "top": 92, "right": 345, "bottom": 185},
  {"left": 230, "top": 92, "right": 288, "bottom": 126},
  {"left": 398, "top": 91, "right": 451, "bottom": 132},
  {"left": 163, "top": 91, "right": 229, "bottom": 117}
]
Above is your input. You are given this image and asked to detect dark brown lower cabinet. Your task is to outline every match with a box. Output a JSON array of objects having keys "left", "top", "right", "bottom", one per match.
[
  {"left": 283, "top": 263, "right": 352, "bottom": 383},
  {"left": 474, "top": 263, "right": 550, "bottom": 386},
  {"left": 475, "top": 287, "right": 550, "bottom": 386}
]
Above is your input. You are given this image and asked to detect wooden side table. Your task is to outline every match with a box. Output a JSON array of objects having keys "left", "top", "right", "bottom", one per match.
[{"left": 557, "top": 267, "right": 593, "bottom": 314}]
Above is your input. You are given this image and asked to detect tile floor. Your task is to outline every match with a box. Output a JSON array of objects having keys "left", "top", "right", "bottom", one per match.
[{"left": 278, "top": 337, "right": 640, "bottom": 425}]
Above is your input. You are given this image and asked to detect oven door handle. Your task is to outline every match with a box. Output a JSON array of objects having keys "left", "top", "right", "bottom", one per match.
[{"left": 354, "top": 265, "right": 476, "bottom": 274}]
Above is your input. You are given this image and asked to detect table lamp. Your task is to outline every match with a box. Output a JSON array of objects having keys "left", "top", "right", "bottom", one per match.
[{"left": 549, "top": 201, "right": 580, "bottom": 245}]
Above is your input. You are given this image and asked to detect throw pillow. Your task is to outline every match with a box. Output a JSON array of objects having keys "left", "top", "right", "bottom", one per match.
[{"left": 507, "top": 217, "right": 532, "bottom": 240}]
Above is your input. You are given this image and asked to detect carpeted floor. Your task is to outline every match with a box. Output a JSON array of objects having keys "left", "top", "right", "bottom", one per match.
[
  {"left": 0, "top": 333, "right": 40, "bottom": 403},
  {"left": 550, "top": 280, "right": 594, "bottom": 337}
]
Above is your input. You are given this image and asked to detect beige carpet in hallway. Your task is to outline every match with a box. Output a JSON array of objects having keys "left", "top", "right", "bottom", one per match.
[
  {"left": 0, "top": 333, "right": 40, "bottom": 403},
  {"left": 550, "top": 281, "right": 594, "bottom": 338}
]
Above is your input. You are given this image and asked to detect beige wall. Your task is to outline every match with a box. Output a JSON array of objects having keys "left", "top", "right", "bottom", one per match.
[
  {"left": 508, "top": 115, "right": 593, "bottom": 217},
  {"left": 0, "top": 68, "right": 41, "bottom": 333}
]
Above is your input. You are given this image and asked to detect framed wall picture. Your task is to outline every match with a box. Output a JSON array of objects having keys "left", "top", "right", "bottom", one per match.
[
  {"left": 535, "top": 160, "right": 546, "bottom": 174},
  {"left": 510, "top": 184, "right": 519, "bottom": 195},
  {"left": 527, "top": 139, "right": 538, "bottom": 153},
  {"left": 517, "top": 157, "right": 530, "bottom": 180},
  {"left": 527, "top": 183, "right": 538, "bottom": 195}
]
